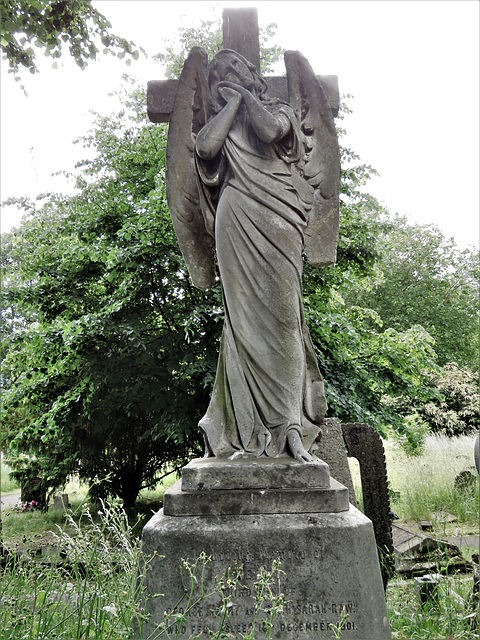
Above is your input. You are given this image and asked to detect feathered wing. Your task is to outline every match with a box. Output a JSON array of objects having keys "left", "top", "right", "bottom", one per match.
[
  {"left": 165, "top": 47, "right": 216, "bottom": 289},
  {"left": 285, "top": 50, "right": 341, "bottom": 267}
]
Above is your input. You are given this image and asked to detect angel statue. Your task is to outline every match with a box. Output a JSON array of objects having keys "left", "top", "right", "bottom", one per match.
[{"left": 165, "top": 47, "right": 340, "bottom": 463}]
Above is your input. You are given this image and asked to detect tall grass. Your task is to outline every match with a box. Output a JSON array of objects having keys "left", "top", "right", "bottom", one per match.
[
  {"left": 0, "top": 502, "right": 150, "bottom": 640},
  {"left": 1, "top": 436, "right": 478, "bottom": 639},
  {"left": 387, "top": 574, "right": 479, "bottom": 639},
  {"left": 385, "top": 434, "right": 479, "bottom": 527}
]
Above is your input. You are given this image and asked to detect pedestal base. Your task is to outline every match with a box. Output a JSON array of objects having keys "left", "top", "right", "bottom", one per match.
[{"left": 140, "top": 505, "right": 391, "bottom": 639}]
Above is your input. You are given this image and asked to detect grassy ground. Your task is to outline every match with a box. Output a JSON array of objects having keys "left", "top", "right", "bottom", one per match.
[{"left": 1, "top": 435, "right": 478, "bottom": 639}]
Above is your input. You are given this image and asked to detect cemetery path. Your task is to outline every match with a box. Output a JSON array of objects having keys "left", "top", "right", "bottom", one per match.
[{"left": 1, "top": 492, "right": 21, "bottom": 508}]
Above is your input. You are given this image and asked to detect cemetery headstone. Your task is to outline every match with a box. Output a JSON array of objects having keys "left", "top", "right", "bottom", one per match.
[
  {"left": 53, "top": 494, "right": 70, "bottom": 510},
  {"left": 140, "top": 8, "right": 391, "bottom": 639},
  {"left": 454, "top": 469, "right": 477, "bottom": 494}
]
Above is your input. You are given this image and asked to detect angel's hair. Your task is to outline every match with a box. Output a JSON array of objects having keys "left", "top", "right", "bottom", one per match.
[{"left": 207, "top": 49, "right": 270, "bottom": 112}]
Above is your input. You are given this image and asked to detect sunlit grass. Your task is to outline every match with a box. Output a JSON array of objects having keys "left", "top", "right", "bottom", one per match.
[{"left": 385, "top": 434, "right": 479, "bottom": 528}]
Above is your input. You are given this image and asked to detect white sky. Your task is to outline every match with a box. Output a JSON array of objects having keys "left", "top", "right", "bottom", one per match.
[{"left": 1, "top": 0, "right": 479, "bottom": 250}]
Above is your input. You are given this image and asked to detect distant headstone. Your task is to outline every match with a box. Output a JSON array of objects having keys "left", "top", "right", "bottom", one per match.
[
  {"left": 392, "top": 523, "right": 472, "bottom": 577},
  {"left": 53, "top": 494, "right": 70, "bottom": 510},
  {"left": 317, "top": 417, "right": 357, "bottom": 507},
  {"left": 415, "top": 573, "right": 444, "bottom": 607},
  {"left": 454, "top": 469, "right": 477, "bottom": 493}
]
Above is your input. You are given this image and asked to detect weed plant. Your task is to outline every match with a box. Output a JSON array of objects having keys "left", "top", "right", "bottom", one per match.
[
  {"left": 0, "top": 502, "right": 151, "bottom": 640},
  {"left": 387, "top": 574, "right": 479, "bottom": 639}
]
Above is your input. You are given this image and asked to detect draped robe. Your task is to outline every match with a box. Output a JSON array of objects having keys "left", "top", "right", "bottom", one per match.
[{"left": 196, "top": 104, "right": 327, "bottom": 459}]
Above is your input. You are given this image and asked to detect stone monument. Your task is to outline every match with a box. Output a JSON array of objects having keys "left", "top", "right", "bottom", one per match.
[{"left": 141, "top": 8, "right": 391, "bottom": 639}]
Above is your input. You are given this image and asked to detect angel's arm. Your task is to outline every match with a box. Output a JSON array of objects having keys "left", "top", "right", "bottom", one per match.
[
  {"left": 196, "top": 88, "right": 242, "bottom": 160},
  {"left": 221, "top": 81, "right": 291, "bottom": 144}
]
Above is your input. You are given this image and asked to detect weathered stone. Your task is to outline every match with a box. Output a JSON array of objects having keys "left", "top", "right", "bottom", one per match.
[
  {"left": 140, "top": 506, "right": 392, "bottom": 640},
  {"left": 318, "top": 417, "right": 357, "bottom": 507},
  {"left": 342, "top": 423, "right": 395, "bottom": 587},
  {"left": 181, "top": 457, "right": 330, "bottom": 491},
  {"left": 147, "top": 75, "right": 339, "bottom": 123},
  {"left": 53, "top": 494, "right": 70, "bottom": 510},
  {"left": 223, "top": 7, "right": 260, "bottom": 71},
  {"left": 415, "top": 573, "right": 444, "bottom": 606},
  {"left": 392, "top": 523, "right": 473, "bottom": 577},
  {"left": 164, "top": 477, "right": 349, "bottom": 517},
  {"left": 454, "top": 469, "right": 477, "bottom": 493}
]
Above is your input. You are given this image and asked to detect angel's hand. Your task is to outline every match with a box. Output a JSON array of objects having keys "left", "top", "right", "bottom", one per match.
[{"left": 218, "top": 83, "right": 242, "bottom": 105}]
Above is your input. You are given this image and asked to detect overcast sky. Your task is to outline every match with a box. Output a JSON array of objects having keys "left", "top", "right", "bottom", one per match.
[{"left": 1, "top": 0, "right": 478, "bottom": 250}]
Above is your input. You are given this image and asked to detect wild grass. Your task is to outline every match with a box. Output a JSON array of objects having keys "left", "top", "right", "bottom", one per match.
[
  {"left": 349, "top": 433, "right": 479, "bottom": 532},
  {"left": 385, "top": 433, "right": 479, "bottom": 529},
  {"left": 0, "top": 502, "right": 149, "bottom": 640},
  {"left": 387, "top": 574, "right": 478, "bottom": 639},
  {"left": 1, "top": 436, "right": 478, "bottom": 639}
]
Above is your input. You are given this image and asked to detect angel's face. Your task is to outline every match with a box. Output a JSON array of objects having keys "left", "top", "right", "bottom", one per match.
[{"left": 219, "top": 56, "right": 255, "bottom": 91}]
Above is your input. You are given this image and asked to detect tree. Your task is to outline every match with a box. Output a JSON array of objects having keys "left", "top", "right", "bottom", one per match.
[
  {"left": 416, "top": 363, "right": 479, "bottom": 436},
  {"left": 0, "top": 0, "right": 140, "bottom": 81},
  {"left": 344, "top": 214, "right": 479, "bottom": 370},
  {"left": 154, "top": 18, "right": 284, "bottom": 78},
  {"left": 1, "top": 80, "right": 221, "bottom": 507}
]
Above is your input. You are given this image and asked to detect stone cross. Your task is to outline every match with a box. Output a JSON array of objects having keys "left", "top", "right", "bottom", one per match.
[{"left": 147, "top": 7, "right": 339, "bottom": 124}]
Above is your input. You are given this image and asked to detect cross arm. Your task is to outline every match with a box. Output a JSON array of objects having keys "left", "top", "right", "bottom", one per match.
[{"left": 147, "top": 74, "right": 340, "bottom": 123}]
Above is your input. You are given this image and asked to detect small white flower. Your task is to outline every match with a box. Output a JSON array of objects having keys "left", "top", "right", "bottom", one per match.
[{"left": 102, "top": 604, "right": 118, "bottom": 616}]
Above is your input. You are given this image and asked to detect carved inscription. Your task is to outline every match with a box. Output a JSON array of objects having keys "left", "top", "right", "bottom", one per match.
[{"left": 162, "top": 547, "right": 362, "bottom": 637}]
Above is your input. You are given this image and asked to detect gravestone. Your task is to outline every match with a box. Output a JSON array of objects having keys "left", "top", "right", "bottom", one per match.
[
  {"left": 140, "top": 8, "right": 391, "bottom": 639},
  {"left": 454, "top": 469, "right": 477, "bottom": 494},
  {"left": 53, "top": 493, "right": 70, "bottom": 510},
  {"left": 318, "top": 420, "right": 395, "bottom": 588}
]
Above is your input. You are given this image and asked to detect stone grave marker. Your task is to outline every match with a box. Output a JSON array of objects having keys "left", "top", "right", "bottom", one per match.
[{"left": 140, "top": 8, "right": 391, "bottom": 639}]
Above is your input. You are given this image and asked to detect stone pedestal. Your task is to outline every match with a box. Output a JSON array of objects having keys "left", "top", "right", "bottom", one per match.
[{"left": 139, "top": 458, "right": 391, "bottom": 639}]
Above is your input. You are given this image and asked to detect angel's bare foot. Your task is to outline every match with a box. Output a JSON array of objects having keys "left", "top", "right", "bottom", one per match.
[{"left": 287, "top": 429, "right": 317, "bottom": 463}]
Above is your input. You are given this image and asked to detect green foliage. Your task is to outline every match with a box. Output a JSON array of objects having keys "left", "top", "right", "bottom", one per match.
[
  {"left": 1, "top": 79, "right": 221, "bottom": 506},
  {"left": 0, "top": 0, "right": 140, "bottom": 81},
  {"left": 308, "top": 302, "right": 439, "bottom": 435},
  {"left": 153, "top": 18, "right": 284, "bottom": 78},
  {"left": 390, "top": 413, "right": 430, "bottom": 456},
  {"left": 417, "top": 363, "right": 480, "bottom": 436},
  {"left": 387, "top": 574, "right": 479, "bottom": 640},
  {"left": 345, "top": 212, "right": 480, "bottom": 370}
]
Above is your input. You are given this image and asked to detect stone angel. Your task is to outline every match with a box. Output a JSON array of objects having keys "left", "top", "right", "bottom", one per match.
[{"left": 165, "top": 47, "right": 340, "bottom": 463}]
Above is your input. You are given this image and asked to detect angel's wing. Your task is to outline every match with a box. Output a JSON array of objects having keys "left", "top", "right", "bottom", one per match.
[
  {"left": 165, "top": 47, "right": 216, "bottom": 290},
  {"left": 285, "top": 50, "right": 341, "bottom": 268}
]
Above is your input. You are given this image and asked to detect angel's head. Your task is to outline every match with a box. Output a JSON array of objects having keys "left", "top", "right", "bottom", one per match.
[{"left": 207, "top": 50, "right": 268, "bottom": 111}]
